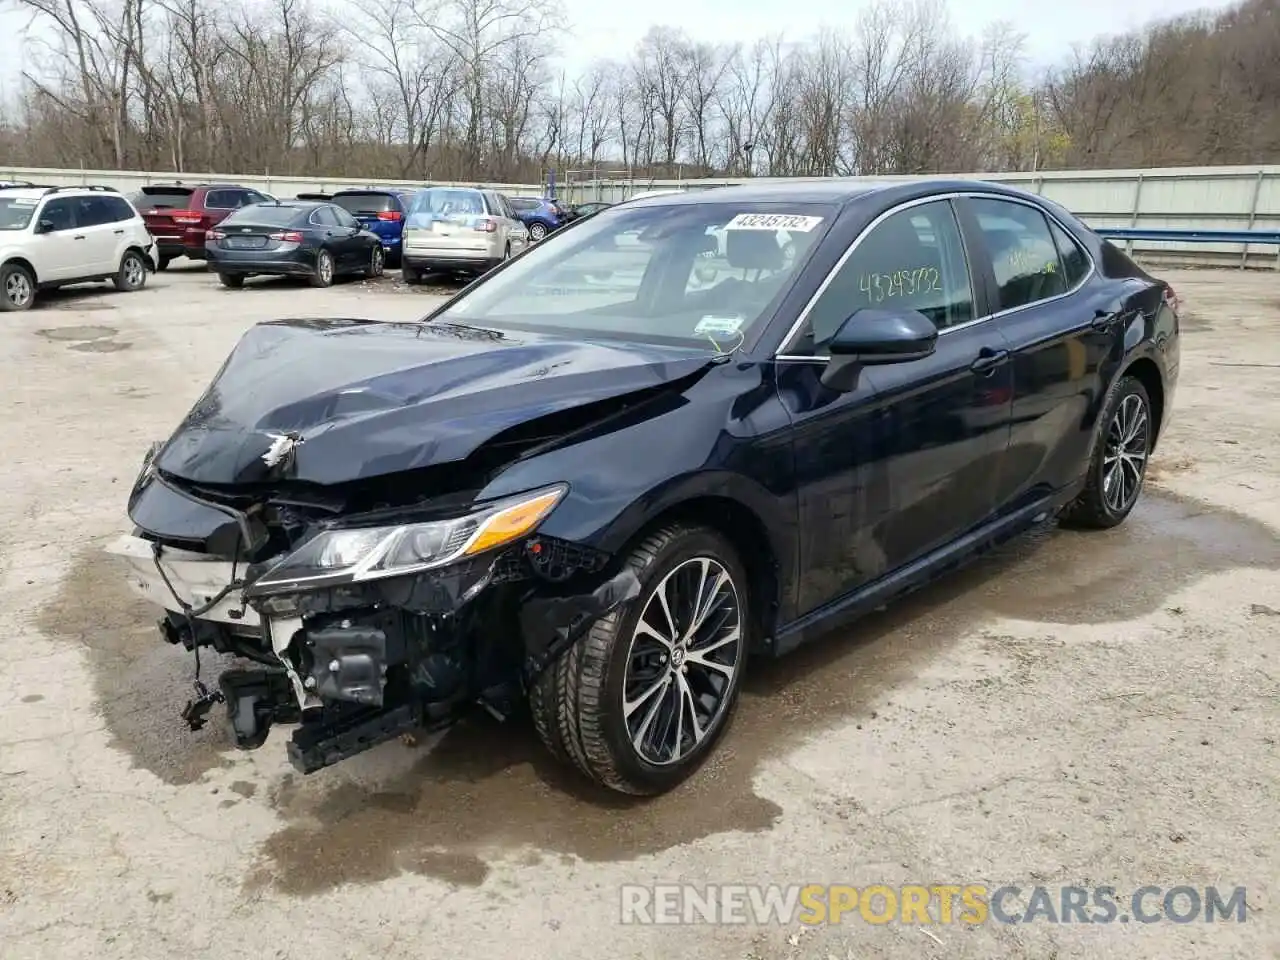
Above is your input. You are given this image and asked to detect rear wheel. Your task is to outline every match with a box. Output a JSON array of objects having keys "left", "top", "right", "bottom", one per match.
[
  {"left": 156, "top": 256, "right": 171, "bottom": 271},
  {"left": 311, "top": 249, "right": 335, "bottom": 288},
  {"left": 528, "top": 221, "right": 548, "bottom": 242},
  {"left": 1, "top": 262, "right": 35, "bottom": 311},
  {"left": 113, "top": 250, "right": 148, "bottom": 292},
  {"left": 402, "top": 264, "right": 422, "bottom": 285},
  {"left": 530, "top": 524, "right": 750, "bottom": 795},
  {"left": 366, "top": 245, "right": 385, "bottom": 278},
  {"left": 1060, "top": 376, "right": 1152, "bottom": 529},
  {"left": 218, "top": 273, "right": 244, "bottom": 289}
]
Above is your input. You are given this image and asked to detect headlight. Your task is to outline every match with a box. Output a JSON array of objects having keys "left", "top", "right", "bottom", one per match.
[{"left": 246, "top": 484, "right": 566, "bottom": 595}]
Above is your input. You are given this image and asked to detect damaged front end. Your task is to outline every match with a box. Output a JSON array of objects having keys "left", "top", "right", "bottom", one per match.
[{"left": 110, "top": 458, "right": 638, "bottom": 774}]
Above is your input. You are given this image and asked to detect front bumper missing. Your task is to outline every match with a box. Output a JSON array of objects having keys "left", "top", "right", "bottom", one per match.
[{"left": 106, "top": 530, "right": 636, "bottom": 774}]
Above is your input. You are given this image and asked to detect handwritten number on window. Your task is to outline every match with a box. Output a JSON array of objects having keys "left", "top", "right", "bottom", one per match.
[{"left": 858, "top": 267, "right": 941, "bottom": 302}]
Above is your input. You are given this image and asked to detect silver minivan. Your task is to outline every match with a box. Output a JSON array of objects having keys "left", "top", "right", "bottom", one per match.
[{"left": 401, "top": 186, "right": 529, "bottom": 282}]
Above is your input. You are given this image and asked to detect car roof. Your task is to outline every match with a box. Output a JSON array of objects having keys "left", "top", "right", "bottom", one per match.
[{"left": 616, "top": 178, "right": 1042, "bottom": 209}]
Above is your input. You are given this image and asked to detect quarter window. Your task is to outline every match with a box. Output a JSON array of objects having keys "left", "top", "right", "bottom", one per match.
[
  {"left": 1049, "top": 220, "right": 1089, "bottom": 288},
  {"left": 970, "top": 198, "right": 1068, "bottom": 311},
  {"left": 205, "top": 189, "right": 242, "bottom": 209},
  {"left": 792, "top": 199, "right": 974, "bottom": 354}
]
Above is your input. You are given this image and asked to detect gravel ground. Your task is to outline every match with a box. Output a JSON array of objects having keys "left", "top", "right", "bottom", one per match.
[{"left": 0, "top": 263, "right": 1276, "bottom": 959}]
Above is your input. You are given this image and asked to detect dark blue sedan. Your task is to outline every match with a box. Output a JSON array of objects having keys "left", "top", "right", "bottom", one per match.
[{"left": 115, "top": 179, "right": 1179, "bottom": 796}]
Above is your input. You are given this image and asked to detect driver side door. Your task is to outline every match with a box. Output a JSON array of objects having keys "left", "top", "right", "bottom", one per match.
[
  {"left": 28, "top": 197, "right": 84, "bottom": 283},
  {"left": 775, "top": 197, "right": 1013, "bottom": 616}
]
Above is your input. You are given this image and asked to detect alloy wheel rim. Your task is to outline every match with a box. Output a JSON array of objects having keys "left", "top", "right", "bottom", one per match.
[
  {"left": 319, "top": 255, "right": 332, "bottom": 282},
  {"left": 125, "top": 257, "right": 144, "bottom": 287},
  {"left": 373, "top": 248, "right": 383, "bottom": 274},
  {"left": 622, "top": 557, "right": 743, "bottom": 766},
  {"left": 1103, "top": 392, "right": 1149, "bottom": 513},
  {"left": 530, "top": 223, "right": 546, "bottom": 241},
  {"left": 5, "top": 272, "right": 30, "bottom": 306}
]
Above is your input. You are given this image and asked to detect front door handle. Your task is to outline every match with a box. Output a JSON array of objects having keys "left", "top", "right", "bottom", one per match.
[
  {"left": 970, "top": 347, "right": 1010, "bottom": 374},
  {"left": 73, "top": 234, "right": 86, "bottom": 240},
  {"left": 113, "top": 229, "right": 125, "bottom": 235}
]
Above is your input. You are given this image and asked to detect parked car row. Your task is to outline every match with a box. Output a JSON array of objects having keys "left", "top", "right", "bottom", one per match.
[{"left": 0, "top": 178, "right": 619, "bottom": 309}]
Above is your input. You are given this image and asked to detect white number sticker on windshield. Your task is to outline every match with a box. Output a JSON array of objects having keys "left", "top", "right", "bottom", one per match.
[
  {"left": 12, "top": 198, "right": 39, "bottom": 206},
  {"left": 724, "top": 213, "right": 823, "bottom": 232},
  {"left": 694, "top": 315, "right": 744, "bottom": 336}
]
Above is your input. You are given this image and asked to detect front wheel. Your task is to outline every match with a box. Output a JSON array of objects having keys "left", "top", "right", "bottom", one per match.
[
  {"left": 530, "top": 524, "right": 750, "bottom": 795},
  {"left": 1060, "top": 375, "right": 1153, "bottom": 529},
  {"left": 113, "top": 250, "right": 148, "bottom": 292},
  {"left": 528, "top": 221, "right": 548, "bottom": 242},
  {"left": 366, "top": 245, "right": 385, "bottom": 278},
  {"left": 310, "top": 249, "right": 335, "bottom": 288}
]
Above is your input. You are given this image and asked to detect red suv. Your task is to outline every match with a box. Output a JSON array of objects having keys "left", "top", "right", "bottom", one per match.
[{"left": 129, "top": 183, "right": 275, "bottom": 269}]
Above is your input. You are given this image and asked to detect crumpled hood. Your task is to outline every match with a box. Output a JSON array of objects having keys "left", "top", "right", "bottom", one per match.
[{"left": 154, "top": 318, "right": 714, "bottom": 486}]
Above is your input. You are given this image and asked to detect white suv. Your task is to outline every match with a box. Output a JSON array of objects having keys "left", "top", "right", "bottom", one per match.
[{"left": 0, "top": 185, "right": 157, "bottom": 311}]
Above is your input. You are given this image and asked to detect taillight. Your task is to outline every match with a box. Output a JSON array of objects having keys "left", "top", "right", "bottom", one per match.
[
  {"left": 473, "top": 218, "right": 498, "bottom": 233},
  {"left": 1163, "top": 284, "right": 1180, "bottom": 313},
  {"left": 171, "top": 209, "right": 203, "bottom": 225},
  {"left": 206, "top": 229, "right": 225, "bottom": 240},
  {"left": 269, "top": 231, "right": 304, "bottom": 242},
  {"left": 377, "top": 210, "right": 402, "bottom": 221}
]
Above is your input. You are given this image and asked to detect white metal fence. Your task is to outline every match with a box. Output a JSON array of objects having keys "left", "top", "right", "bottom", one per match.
[{"left": 6, "top": 163, "right": 1280, "bottom": 268}]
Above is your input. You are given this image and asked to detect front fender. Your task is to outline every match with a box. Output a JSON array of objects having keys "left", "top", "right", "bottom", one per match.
[{"left": 475, "top": 365, "right": 799, "bottom": 611}]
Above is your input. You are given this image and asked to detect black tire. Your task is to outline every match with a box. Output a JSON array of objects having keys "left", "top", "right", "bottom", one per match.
[
  {"left": 387, "top": 248, "right": 402, "bottom": 269},
  {"left": 366, "top": 245, "right": 385, "bottom": 279},
  {"left": 156, "top": 257, "right": 171, "bottom": 271},
  {"left": 402, "top": 264, "right": 422, "bottom": 285},
  {"left": 528, "top": 221, "right": 548, "bottom": 242},
  {"left": 1060, "top": 375, "right": 1153, "bottom": 529},
  {"left": 310, "top": 249, "right": 335, "bottom": 288},
  {"left": 529, "top": 524, "right": 751, "bottom": 795},
  {"left": 113, "top": 250, "right": 148, "bottom": 292},
  {"left": 0, "top": 262, "right": 36, "bottom": 311},
  {"left": 218, "top": 273, "right": 244, "bottom": 289}
]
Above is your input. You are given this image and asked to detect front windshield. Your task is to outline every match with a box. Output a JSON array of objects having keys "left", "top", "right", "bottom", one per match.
[
  {"left": 433, "top": 201, "right": 836, "bottom": 350},
  {"left": 0, "top": 196, "right": 39, "bottom": 231}
]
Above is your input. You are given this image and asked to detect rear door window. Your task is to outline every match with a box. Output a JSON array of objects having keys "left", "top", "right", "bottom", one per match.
[
  {"left": 969, "top": 198, "right": 1068, "bottom": 311},
  {"left": 331, "top": 205, "right": 359, "bottom": 229},
  {"left": 310, "top": 206, "right": 339, "bottom": 226}
]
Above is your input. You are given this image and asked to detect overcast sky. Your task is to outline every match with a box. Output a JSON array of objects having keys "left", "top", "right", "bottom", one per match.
[{"left": 0, "top": 0, "right": 1234, "bottom": 104}]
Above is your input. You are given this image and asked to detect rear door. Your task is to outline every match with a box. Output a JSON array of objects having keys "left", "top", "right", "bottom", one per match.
[
  {"left": 957, "top": 195, "right": 1116, "bottom": 511},
  {"left": 75, "top": 195, "right": 122, "bottom": 272},
  {"left": 132, "top": 186, "right": 196, "bottom": 244},
  {"left": 323, "top": 204, "right": 365, "bottom": 268}
]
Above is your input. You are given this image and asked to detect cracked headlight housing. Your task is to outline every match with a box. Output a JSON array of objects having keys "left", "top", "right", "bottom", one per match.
[{"left": 246, "top": 484, "right": 566, "bottom": 596}]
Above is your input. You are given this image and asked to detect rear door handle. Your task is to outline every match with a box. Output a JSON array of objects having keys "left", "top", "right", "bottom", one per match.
[
  {"left": 1091, "top": 311, "right": 1119, "bottom": 331},
  {"left": 113, "top": 229, "right": 124, "bottom": 235},
  {"left": 970, "top": 347, "right": 1010, "bottom": 374},
  {"left": 73, "top": 234, "right": 86, "bottom": 240}
]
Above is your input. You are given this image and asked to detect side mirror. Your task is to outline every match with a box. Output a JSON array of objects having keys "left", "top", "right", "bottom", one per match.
[
  {"left": 820, "top": 308, "right": 938, "bottom": 392},
  {"left": 34, "top": 219, "right": 55, "bottom": 234}
]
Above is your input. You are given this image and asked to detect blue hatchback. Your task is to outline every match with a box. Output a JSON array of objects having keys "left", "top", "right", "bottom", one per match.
[
  {"left": 507, "top": 196, "right": 569, "bottom": 242},
  {"left": 328, "top": 188, "right": 422, "bottom": 266}
]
